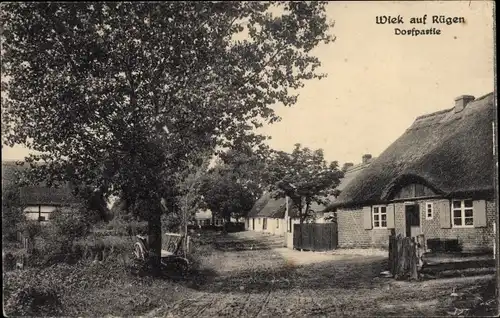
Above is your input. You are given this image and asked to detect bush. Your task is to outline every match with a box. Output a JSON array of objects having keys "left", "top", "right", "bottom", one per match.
[
  {"left": 2, "top": 187, "right": 24, "bottom": 242},
  {"left": 73, "top": 234, "right": 134, "bottom": 262},
  {"left": 19, "top": 219, "right": 43, "bottom": 239},
  {"left": 225, "top": 222, "right": 245, "bottom": 233},
  {"left": 49, "top": 207, "right": 92, "bottom": 239},
  {"left": 4, "top": 272, "right": 62, "bottom": 316},
  {"left": 105, "top": 217, "right": 148, "bottom": 236},
  {"left": 33, "top": 207, "right": 92, "bottom": 266},
  {"left": 161, "top": 212, "right": 181, "bottom": 233}
]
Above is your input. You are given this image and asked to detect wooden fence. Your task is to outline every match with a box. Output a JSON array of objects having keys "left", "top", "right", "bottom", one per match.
[
  {"left": 388, "top": 233, "right": 425, "bottom": 280},
  {"left": 293, "top": 222, "right": 338, "bottom": 251}
]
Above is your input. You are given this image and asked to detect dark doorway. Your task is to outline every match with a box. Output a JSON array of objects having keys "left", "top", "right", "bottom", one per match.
[
  {"left": 405, "top": 204, "right": 420, "bottom": 237},
  {"left": 252, "top": 218, "right": 255, "bottom": 230}
]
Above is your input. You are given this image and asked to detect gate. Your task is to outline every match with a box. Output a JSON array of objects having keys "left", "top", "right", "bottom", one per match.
[{"left": 293, "top": 222, "right": 338, "bottom": 251}]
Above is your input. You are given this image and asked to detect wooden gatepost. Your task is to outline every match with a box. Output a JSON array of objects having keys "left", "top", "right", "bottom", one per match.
[{"left": 388, "top": 233, "right": 425, "bottom": 280}]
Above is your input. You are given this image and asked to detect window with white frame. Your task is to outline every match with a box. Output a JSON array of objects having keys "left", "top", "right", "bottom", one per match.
[
  {"left": 372, "top": 206, "right": 387, "bottom": 228},
  {"left": 425, "top": 202, "right": 434, "bottom": 220},
  {"left": 452, "top": 199, "right": 474, "bottom": 227}
]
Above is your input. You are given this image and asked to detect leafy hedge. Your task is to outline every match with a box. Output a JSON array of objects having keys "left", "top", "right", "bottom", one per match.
[{"left": 103, "top": 218, "right": 148, "bottom": 236}]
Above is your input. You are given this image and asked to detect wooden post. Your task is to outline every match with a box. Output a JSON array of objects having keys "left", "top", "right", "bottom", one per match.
[
  {"left": 388, "top": 234, "right": 393, "bottom": 274},
  {"left": 388, "top": 229, "right": 396, "bottom": 274},
  {"left": 416, "top": 234, "right": 425, "bottom": 270},
  {"left": 395, "top": 235, "right": 403, "bottom": 279},
  {"left": 409, "top": 237, "right": 419, "bottom": 280}
]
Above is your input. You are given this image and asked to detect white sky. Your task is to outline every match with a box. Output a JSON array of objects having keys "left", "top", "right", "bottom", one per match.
[{"left": 1, "top": 1, "right": 495, "bottom": 166}]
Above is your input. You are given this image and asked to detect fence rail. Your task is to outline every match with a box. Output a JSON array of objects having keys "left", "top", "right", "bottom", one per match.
[{"left": 293, "top": 222, "right": 338, "bottom": 251}]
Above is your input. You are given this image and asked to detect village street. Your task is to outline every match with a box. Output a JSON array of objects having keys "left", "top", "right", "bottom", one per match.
[{"left": 143, "top": 232, "right": 490, "bottom": 317}]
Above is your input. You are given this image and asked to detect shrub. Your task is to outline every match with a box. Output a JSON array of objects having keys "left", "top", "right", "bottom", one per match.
[
  {"left": 161, "top": 212, "right": 181, "bottom": 233},
  {"left": 4, "top": 272, "right": 62, "bottom": 316},
  {"left": 105, "top": 217, "right": 148, "bottom": 236},
  {"left": 34, "top": 207, "right": 92, "bottom": 265},
  {"left": 49, "top": 206, "right": 92, "bottom": 239},
  {"left": 19, "top": 219, "right": 43, "bottom": 239},
  {"left": 73, "top": 234, "right": 134, "bottom": 262},
  {"left": 2, "top": 187, "right": 24, "bottom": 242}
]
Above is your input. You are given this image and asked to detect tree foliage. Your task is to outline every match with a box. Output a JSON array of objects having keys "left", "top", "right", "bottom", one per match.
[
  {"left": 200, "top": 146, "right": 265, "bottom": 222},
  {"left": 1, "top": 2, "right": 334, "bottom": 268},
  {"left": 266, "top": 143, "right": 343, "bottom": 223}
]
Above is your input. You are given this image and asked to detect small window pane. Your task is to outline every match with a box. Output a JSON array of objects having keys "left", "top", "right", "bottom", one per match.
[
  {"left": 453, "top": 218, "right": 462, "bottom": 226},
  {"left": 464, "top": 200, "right": 473, "bottom": 208},
  {"left": 381, "top": 206, "right": 386, "bottom": 213},
  {"left": 427, "top": 211, "right": 432, "bottom": 217},
  {"left": 381, "top": 220, "right": 387, "bottom": 227},
  {"left": 453, "top": 210, "right": 462, "bottom": 218},
  {"left": 374, "top": 214, "right": 379, "bottom": 221},
  {"left": 381, "top": 214, "right": 387, "bottom": 221},
  {"left": 465, "top": 218, "right": 473, "bottom": 226},
  {"left": 373, "top": 207, "right": 379, "bottom": 213},
  {"left": 464, "top": 209, "right": 473, "bottom": 217},
  {"left": 374, "top": 221, "right": 380, "bottom": 227},
  {"left": 453, "top": 201, "right": 461, "bottom": 209}
]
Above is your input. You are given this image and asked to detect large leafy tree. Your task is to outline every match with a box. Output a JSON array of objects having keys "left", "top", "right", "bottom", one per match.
[
  {"left": 200, "top": 170, "right": 256, "bottom": 223},
  {"left": 266, "top": 143, "right": 343, "bottom": 224},
  {"left": 1, "top": 2, "right": 334, "bottom": 270},
  {"left": 201, "top": 140, "right": 270, "bottom": 223}
]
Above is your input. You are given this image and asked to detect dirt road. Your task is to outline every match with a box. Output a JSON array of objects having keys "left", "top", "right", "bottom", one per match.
[{"left": 145, "top": 234, "right": 492, "bottom": 317}]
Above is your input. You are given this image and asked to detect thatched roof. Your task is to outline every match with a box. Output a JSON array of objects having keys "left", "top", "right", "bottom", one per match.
[
  {"left": 2, "top": 160, "right": 79, "bottom": 206},
  {"left": 19, "top": 185, "right": 79, "bottom": 205},
  {"left": 247, "top": 192, "right": 301, "bottom": 218},
  {"left": 333, "top": 92, "right": 495, "bottom": 208}
]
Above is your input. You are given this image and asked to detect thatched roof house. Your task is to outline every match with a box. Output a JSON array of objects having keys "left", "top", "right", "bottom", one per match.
[
  {"left": 247, "top": 192, "right": 298, "bottom": 219},
  {"left": 333, "top": 92, "right": 496, "bottom": 252},
  {"left": 334, "top": 92, "right": 495, "bottom": 208},
  {"left": 2, "top": 160, "right": 81, "bottom": 221},
  {"left": 245, "top": 155, "right": 373, "bottom": 238},
  {"left": 2, "top": 161, "right": 78, "bottom": 205}
]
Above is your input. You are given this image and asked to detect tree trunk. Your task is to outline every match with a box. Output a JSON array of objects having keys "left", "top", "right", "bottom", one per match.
[
  {"left": 147, "top": 201, "right": 162, "bottom": 275},
  {"left": 298, "top": 199, "right": 304, "bottom": 225},
  {"left": 296, "top": 198, "right": 304, "bottom": 249},
  {"left": 302, "top": 200, "right": 311, "bottom": 224}
]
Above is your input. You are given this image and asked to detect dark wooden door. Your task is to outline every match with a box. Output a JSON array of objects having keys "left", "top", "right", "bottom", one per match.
[
  {"left": 405, "top": 204, "right": 420, "bottom": 237},
  {"left": 252, "top": 218, "right": 255, "bottom": 230}
]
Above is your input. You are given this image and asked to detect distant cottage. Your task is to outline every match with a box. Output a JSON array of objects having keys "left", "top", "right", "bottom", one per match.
[
  {"left": 246, "top": 154, "right": 374, "bottom": 248},
  {"left": 328, "top": 93, "right": 496, "bottom": 252},
  {"left": 2, "top": 161, "right": 81, "bottom": 222}
]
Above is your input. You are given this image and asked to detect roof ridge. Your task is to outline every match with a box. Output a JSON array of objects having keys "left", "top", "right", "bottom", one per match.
[
  {"left": 474, "top": 91, "right": 494, "bottom": 101},
  {"left": 415, "top": 107, "right": 452, "bottom": 120},
  {"left": 413, "top": 92, "right": 494, "bottom": 121}
]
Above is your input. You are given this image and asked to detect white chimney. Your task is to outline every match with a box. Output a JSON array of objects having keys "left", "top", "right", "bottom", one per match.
[{"left": 454, "top": 95, "right": 475, "bottom": 113}]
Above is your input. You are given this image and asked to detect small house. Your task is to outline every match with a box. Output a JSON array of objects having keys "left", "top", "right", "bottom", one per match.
[
  {"left": 246, "top": 155, "right": 373, "bottom": 247},
  {"left": 2, "top": 161, "right": 81, "bottom": 222},
  {"left": 329, "top": 93, "right": 496, "bottom": 253},
  {"left": 20, "top": 185, "right": 80, "bottom": 222}
]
